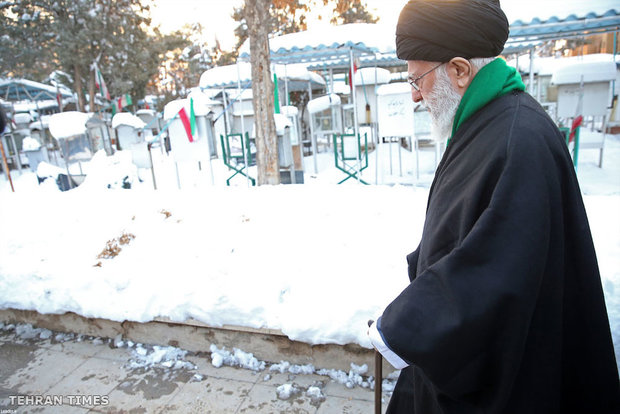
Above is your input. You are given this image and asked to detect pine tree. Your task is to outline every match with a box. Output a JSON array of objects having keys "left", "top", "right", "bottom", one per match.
[
  {"left": 0, "top": 1, "right": 56, "bottom": 80},
  {"left": 323, "top": 0, "right": 379, "bottom": 25},
  {"left": 0, "top": 0, "right": 167, "bottom": 112},
  {"left": 230, "top": 0, "right": 311, "bottom": 61}
]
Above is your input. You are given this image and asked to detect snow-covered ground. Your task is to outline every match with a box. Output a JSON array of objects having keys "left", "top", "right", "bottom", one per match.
[{"left": 1, "top": 132, "right": 619, "bottom": 367}]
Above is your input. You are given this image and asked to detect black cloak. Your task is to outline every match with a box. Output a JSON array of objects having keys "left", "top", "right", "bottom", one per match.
[{"left": 380, "top": 91, "right": 620, "bottom": 413}]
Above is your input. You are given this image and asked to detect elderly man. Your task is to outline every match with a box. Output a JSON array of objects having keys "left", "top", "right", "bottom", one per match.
[{"left": 368, "top": 0, "right": 619, "bottom": 413}]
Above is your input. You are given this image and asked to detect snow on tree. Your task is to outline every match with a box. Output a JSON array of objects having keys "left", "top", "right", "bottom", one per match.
[
  {"left": 323, "top": 0, "right": 379, "bottom": 25},
  {"left": 0, "top": 0, "right": 170, "bottom": 112}
]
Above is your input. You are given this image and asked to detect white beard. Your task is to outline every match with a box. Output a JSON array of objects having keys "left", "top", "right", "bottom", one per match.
[{"left": 422, "top": 68, "right": 462, "bottom": 142}]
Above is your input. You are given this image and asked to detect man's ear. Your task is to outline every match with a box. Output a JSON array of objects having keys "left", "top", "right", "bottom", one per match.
[{"left": 446, "top": 57, "right": 474, "bottom": 92}]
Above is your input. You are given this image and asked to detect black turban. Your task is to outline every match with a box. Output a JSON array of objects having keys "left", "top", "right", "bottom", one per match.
[{"left": 396, "top": 0, "right": 509, "bottom": 62}]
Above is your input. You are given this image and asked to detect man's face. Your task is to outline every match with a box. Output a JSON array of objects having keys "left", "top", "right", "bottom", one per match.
[
  {"left": 407, "top": 61, "right": 438, "bottom": 104},
  {"left": 408, "top": 60, "right": 462, "bottom": 142}
]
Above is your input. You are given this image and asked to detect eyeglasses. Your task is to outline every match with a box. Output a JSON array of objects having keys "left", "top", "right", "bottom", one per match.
[{"left": 407, "top": 62, "right": 444, "bottom": 91}]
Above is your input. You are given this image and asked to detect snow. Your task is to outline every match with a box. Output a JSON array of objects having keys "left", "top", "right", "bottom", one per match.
[
  {"left": 199, "top": 62, "right": 326, "bottom": 90},
  {"left": 501, "top": 0, "right": 619, "bottom": 23},
  {"left": 22, "top": 137, "right": 41, "bottom": 151},
  {"left": 276, "top": 383, "right": 300, "bottom": 400},
  {"left": 128, "top": 344, "right": 196, "bottom": 370},
  {"left": 306, "top": 385, "right": 325, "bottom": 401},
  {"left": 354, "top": 67, "right": 392, "bottom": 85},
  {"left": 1, "top": 127, "right": 619, "bottom": 367},
  {"left": 111, "top": 112, "right": 146, "bottom": 129},
  {"left": 551, "top": 60, "right": 617, "bottom": 85},
  {"left": 507, "top": 53, "right": 619, "bottom": 77},
  {"left": 1, "top": 319, "right": 382, "bottom": 391},
  {"left": 48, "top": 111, "right": 90, "bottom": 139},
  {"left": 270, "top": 361, "right": 316, "bottom": 376},
  {"left": 376, "top": 82, "right": 411, "bottom": 96},
  {"left": 209, "top": 344, "right": 266, "bottom": 371},
  {"left": 239, "top": 23, "right": 397, "bottom": 58}
]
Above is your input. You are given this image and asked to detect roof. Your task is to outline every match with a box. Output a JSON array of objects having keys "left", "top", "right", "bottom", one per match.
[
  {"left": 308, "top": 52, "right": 405, "bottom": 72},
  {"left": 551, "top": 60, "right": 617, "bottom": 84},
  {"left": 507, "top": 53, "right": 618, "bottom": 76},
  {"left": 236, "top": 10, "right": 620, "bottom": 70},
  {"left": 506, "top": 8, "right": 620, "bottom": 46},
  {"left": 239, "top": 23, "right": 395, "bottom": 66},
  {"left": 0, "top": 78, "right": 73, "bottom": 102},
  {"left": 199, "top": 62, "right": 326, "bottom": 90}
]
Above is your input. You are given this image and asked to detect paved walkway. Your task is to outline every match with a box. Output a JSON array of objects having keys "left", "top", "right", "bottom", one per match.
[{"left": 0, "top": 325, "right": 390, "bottom": 413}]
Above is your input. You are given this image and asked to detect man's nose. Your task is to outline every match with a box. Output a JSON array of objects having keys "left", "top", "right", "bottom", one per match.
[{"left": 411, "top": 88, "right": 423, "bottom": 103}]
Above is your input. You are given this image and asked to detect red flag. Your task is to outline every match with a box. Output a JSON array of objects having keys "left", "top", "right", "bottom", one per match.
[
  {"left": 569, "top": 115, "right": 583, "bottom": 143},
  {"left": 178, "top": 107, "right": 193, "bottom": 142},
  {"left": 348, "top": 59, "right": 358, "bottom": 91}
]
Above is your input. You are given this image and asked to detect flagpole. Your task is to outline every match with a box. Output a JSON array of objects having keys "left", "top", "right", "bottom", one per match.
[
  {"left": 236, "top": 61, "right": 250, "bottom": 188},
  {"left": 0, "top": 132, "right": 14, "bottom": 192},
  {"left": 350, "top": 47, "right": 361, "bottom": 183}
]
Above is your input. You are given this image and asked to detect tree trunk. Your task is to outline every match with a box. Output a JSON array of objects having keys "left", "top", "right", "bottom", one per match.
[
  {"left": 88, "top": 67, "right": 96, "bottom": 112},
  {"left": 245, "top": 0, "right": 280, "bottom": 185},
  {"left": 74, "top": 64, "right": 85, "bottom": 112}
]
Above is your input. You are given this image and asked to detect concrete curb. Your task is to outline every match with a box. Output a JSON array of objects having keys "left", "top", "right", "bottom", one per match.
[{"left": 0, "top": 309, "right": 394, "bottom": 374}]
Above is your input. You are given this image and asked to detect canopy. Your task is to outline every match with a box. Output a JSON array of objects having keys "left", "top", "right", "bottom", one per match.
[
  {"left": 506, "top": 9, "right": 620, "bottom": 47},
  {"left": 308, "top": 52, "right": 404, "bottom": 72},
  {"left": 238, "top": 23, "right": 394, "bottom": 65},
  {"left": 0, "top": 78, "right": 73, "bottom": 102},
  {"left": 303, "top": 10, "right": 620, "bottom": 67},
  {"left": 200, "top": 62, "right": 325, "bottom": 90}
]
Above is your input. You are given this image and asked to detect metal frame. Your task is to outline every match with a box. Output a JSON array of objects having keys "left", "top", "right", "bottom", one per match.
[
  {"left": 333, "top": 132, "right": 368, "bottom": 184},
  {"left": 220, "top": 132, "right": 256, "bottom": 186}
]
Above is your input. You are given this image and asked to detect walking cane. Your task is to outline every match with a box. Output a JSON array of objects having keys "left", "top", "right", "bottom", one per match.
[
  {"left": 375, "top": 348, "right": 383, "bottom": 414},
  {"left": 369, "top": 320, "right": 382, "bottom": 414}
]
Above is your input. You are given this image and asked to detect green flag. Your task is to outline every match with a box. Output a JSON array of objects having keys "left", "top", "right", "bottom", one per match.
[
  {"left": 273, "top": 73, "right": 280, "bottom": 114},
  {"left": 190, "top": 97, "right": 196, "bottom": 136}
]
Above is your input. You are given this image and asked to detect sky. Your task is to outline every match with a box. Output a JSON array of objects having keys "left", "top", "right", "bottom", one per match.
[{"left": 149, "top": 0, "right": 620, "bottom": 51}]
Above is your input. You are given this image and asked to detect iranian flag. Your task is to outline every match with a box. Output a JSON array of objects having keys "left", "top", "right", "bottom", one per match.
[
  {"left": 178, "top": 98, "right": 197, "bottom": 142},
  {"left": 112, "top": 94, "right": 132, "bottom": 114},
  {"left": 92, "top": 61, "right": 110, "bottom": 100},
  {"left": 117, "top": 94, "right": 132, "bottom": 109}
]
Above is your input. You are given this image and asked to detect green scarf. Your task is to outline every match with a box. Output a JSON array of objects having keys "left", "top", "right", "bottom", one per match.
[{"left": 449, "top": 58, "right": 525, "bottom": 144}]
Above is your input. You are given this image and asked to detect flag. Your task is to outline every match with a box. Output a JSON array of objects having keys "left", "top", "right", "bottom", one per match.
[
  {"left": 119, "top": 94, "right": 132, "bottom": 108},
  {"left": 273, "top": 73, "right": 280, "bottom": 114},
  {"left": 112, "top": 94, "right": 132, "bottom": 113},
  {"left": 92, "top": 61, "right": 110, "bottom": 100},
  {"left": 569, "top": 115, "right": 583, "bottom": 143},
  {"left": 178, "top": 107, "right": 194, "bottom": 143},
  {"left": 190, "top": 98, "right": 196, "bottom": 137},
  {"left": 348, "top": 58, "right": 359, "bottom": 91}
]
